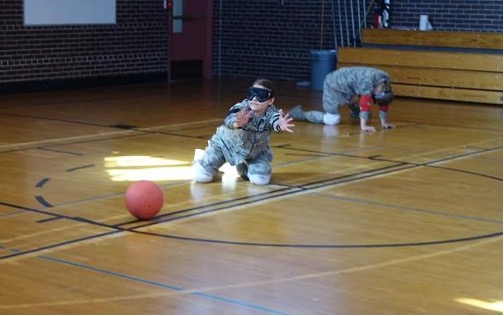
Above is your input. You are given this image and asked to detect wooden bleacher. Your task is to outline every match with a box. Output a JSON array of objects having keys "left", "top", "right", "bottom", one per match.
[{"left": 337, "top": 29, "right": 503, "bottom": 105}]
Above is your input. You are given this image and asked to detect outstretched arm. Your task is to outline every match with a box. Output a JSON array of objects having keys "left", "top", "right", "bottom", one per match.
[
  {"left": 358, "top": 95, "right": 375, "bottom": 132},
  {"left": 379, "top": 105, "right": 395, "bottom": 129}
]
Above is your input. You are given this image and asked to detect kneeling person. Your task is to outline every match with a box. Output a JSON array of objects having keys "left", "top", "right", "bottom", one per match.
[{"left": 193, "top": 79, "right": 295, "bottom": 185}]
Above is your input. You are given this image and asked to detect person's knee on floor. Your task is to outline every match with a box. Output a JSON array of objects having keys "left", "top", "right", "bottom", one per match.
[
  {"left": 248, "top": 173, "right": 271, "bottom": 185},
  {"left": 193, "top": 161, "right": 214, "bottom": 183},
  {"left": 247, "top": 162, "right": 271, "bottom": 185},
  {"left": 323, "top": 113, "right": 341, "bottom": 125}
]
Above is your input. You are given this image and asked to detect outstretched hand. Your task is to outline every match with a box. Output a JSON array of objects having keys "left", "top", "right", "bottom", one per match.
[
  {"left": 234, "top": 108, "right": 252, "bottom": 128},
  {"left": 361, "top": 123, "right": 395, "bottom": 132},
  {"left": 278, "top": 109, "right": 295, "bottom": 133},
  {"left": 361, "top": 125, "right": 376, "bottom": 132}
]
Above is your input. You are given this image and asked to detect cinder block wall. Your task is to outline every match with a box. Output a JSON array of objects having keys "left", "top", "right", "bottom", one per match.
[
  {"left": 0, "top": 0, "right": 501, "bottom": 90},
  {"left": 390, "top": 0, "right": 503, "bottom": 31},
  {"left": 0, "top": 0, "right": 167, "bottom": 91},
  {"left": 213, "top": 0, "right": 503, "bottom": 81}
]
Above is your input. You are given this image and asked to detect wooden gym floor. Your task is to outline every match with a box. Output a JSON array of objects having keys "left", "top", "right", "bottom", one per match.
[{"left": 0, "top": 79, "right": 501, "bottom": 314}]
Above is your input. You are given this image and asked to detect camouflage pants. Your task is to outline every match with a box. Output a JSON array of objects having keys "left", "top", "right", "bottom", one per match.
[{"left": 199, "top": 141, "right": 272, "bottom": 177}]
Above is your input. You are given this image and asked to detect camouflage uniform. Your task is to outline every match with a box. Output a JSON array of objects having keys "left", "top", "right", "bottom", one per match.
[
  {"left": 195, "top": 99, "right": 284, "bottom": 185},
  {"left": 290, "top": 67, "right": 391, "bottom": 124}
]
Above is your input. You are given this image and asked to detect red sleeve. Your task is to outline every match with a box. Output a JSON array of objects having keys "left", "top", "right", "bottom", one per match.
[
  {"left": 359, "top": 95, "right": 372, "bottom": 112},
  {"left": 379, "top": 105, "right": 389, "bottom": 112}
]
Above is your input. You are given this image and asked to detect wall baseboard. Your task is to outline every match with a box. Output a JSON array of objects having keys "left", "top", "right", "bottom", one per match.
[{"left": 0, "top": 72, "right": 168, "bottom": 94}]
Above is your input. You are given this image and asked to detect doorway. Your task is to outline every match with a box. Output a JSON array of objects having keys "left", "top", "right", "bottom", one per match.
[{"left": 168, "top": 0, "right": 213, "bottom": 81}]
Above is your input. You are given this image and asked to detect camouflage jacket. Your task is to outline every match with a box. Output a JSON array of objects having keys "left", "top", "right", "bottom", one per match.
[
  {"left": 209, "top": 99, "right": 282, "bottom": 165},
  {"left": 324, "top": 66, "right": 390, "bottom": 105}
]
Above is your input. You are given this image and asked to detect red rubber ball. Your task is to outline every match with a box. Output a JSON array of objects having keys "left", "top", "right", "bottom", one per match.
[{"left": 124, "top": 180, "right": 164, "bottom": 220}]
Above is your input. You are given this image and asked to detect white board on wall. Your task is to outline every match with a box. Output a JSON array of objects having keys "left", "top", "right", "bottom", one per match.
[{"left": 24, "top": 0, "right": 116, "bottom": 26}]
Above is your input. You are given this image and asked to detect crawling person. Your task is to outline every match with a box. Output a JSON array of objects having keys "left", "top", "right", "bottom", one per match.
[{"left": 289, "top": 66, "right": 395, "bottom": 132}]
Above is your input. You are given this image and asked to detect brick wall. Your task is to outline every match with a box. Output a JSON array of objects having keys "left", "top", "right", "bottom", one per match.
[
  {"left": 212, "top": 0, "right": 336, "bottom": 82},
  {"left": 213, "top": 0, "right": 503, "bottom": 81},
  {"left": 0, "top": 0, "right": 167, "bottom": 91},
  {"left": 0, "top": 0, "right": 501, "bottom": 90},
  {"left": 389, "top": 0, "right": 503, "bottom": 31}
]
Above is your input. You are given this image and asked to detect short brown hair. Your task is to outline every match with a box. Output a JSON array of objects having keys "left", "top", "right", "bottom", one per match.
[{"left": 253, "top": 79, "right": 275, "bottom": 93}]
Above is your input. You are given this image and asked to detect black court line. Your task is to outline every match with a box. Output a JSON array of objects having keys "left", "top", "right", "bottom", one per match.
[
  {"left": 35, "top": 177, "right": 51, "bottom": 188},
  {"left": 36, "top": 216, "right": 62, "bottom": 223},
  {"left": 0, "top": 111, "right": 221, "bottom": 139},
  {"left": 35, "top": 195, "right": 53, "bottom": 207},
  {"left": 410, "top": 120, "right": 503, "bottom": 133},
  {"left": 280, "top": 143, "right": 503, "bottom": 174},
  {"left": 367, "top": 145, "right": 503, "bottom": 181},
  {"left": 37, "top": 147, "right": 84, "bottom": 156},
  {"left": 0, "top": 122, "right": 220, "bottom": 155},
  {"left": 127, "top": 187, "right": 300, "bottom": 229},
  {"left": 425, "top": 164, "right": 502, "bottom": 181},
  {"left": 0, "top": 231, "right": 120, "bottom": 260},
  {"left": 0, "top": 133, "right": 140, "bottom": 154},
  {"left": 0, "top": 201, "right": 123, "bottom": 260},
  {"left": 133, "top": 230, "right": 502, "bottom": 248},
  {"left": 316, "top": 193, "right": 502, "bottom": 224},
  {"left": 0, "top": 89, "right": 164, "bottom": 109},
  {"left": 0, "top": 201, "right": 117, "bottom": 230},
  {"left": 66, "top": 164, "right": 95, "bottom": 172},
  {"left": 0, "top": 112, "right": 115, "bottom": 128}
]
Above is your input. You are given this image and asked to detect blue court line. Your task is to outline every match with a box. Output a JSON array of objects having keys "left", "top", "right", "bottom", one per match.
[{"left": 38, "top": 255, "right": 288, "bottom": 315}]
